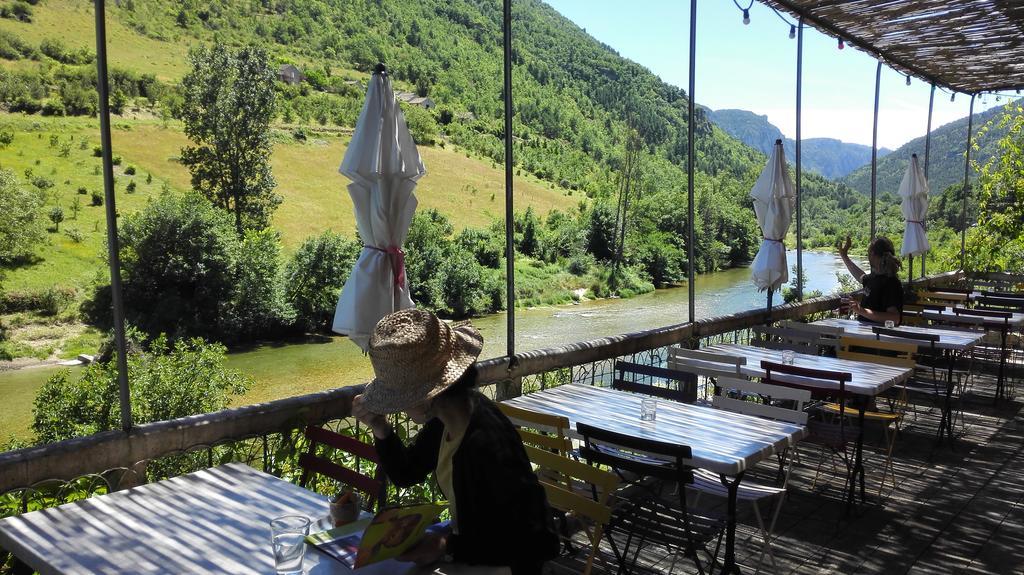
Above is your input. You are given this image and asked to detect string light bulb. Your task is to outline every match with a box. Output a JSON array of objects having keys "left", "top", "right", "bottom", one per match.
[
  {"left": 906, "top": 75, "right": 911, "bottom": 86},
  {"left": 996, "top": 94, "right": 1002, "bottom": 102},
  {"left": 950, "top": 92, "right": 956, "bottom": 102},
  {"left": 789, "top": 25, "right": 796, "bottom": 39},
  {"left": 742, "top": 8, "right": 750, "bottom": 24},
  {"left": 838, "top": 37, "right": 845, "bottom": 50}
]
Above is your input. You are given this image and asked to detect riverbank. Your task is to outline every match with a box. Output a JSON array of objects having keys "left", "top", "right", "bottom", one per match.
[{"left": 0, "top": 251, "right": 849, "bottom": 441}]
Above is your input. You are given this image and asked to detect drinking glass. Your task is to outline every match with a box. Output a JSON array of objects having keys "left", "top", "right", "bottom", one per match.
[
  {"left": 782, "top": 350, "right": 796, "bottom": 365},
  {"left": 884, "top": 320, "right": 895, "bottom": 329},
  {"left": 640, "top": 398, "right": 657, "bottom": 422},
  {"left": 271, "top": 515, "right": 310, "bottom": 575}
]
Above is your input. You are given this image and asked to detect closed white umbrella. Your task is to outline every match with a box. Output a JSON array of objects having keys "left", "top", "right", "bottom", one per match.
[
  {"left": 332, "top": 65, "right": 425, "bottom": 351},
  {"left": 899, "top": 153, "right": 930, "bottom": 260},
  {"left": 750, "top": 140, "right": 796, "bottom": 308}
]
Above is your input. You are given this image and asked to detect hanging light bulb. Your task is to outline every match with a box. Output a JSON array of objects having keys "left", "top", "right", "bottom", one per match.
[
  {"left": 950, "top": 92, "right": 956, "bottom": 102},
  {"left": 906, "top": 75, "right": 911, "bottom": 86},
  {"left": 742, "top": 8, "right": 750, "bottom": 25},
  {"left": 1017, "top": 89, "right": 1021, "bottom": 95},
  {"left": 838, "top": 37, "right": 845, "bottom": 50},
  {"left": 789, "top": 25, "right": 796, "bottom": 39},
  {"left": 996, "top": 94, "right": 1002, "bottom": 102}
]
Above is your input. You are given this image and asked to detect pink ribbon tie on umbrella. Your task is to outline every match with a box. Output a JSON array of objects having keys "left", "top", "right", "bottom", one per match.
[{"left": 366, "top": 245, "right": 406, "bottom": 288}]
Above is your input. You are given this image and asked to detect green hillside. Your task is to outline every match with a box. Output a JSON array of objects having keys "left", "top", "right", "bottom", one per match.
[{"left": 842, "top": 101, "right": 1018, "bottom": 196}]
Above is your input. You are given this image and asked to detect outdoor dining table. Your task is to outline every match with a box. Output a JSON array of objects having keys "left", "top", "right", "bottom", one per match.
[
  {"left": 0, "top": 462, "right": 507, "bottom": 575},
  {"left": 814, "top": 318, "right": 985, "bottom": 442},
  {"left": 501, "top": 383, "right": 807, "bottom": 575},
  {"left": 704, "top": 342, "right": 914, "bottom": 514},
  {"left": 918, "top": 307, "right": 1024, "bottom": 401}
]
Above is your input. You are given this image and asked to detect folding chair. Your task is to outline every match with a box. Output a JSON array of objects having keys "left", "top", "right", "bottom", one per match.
[
  {"left": 523, "top": 444, "right": 621, "bottom": 575},
  {"left": 298, "top": 425, "right": 387, "bottom": 512},
  {"left": 830, "top": 336, "right": 916, "bottom": 496},
  {"left": 777, "top": 320, "right": 845, "bottom": 355},
  {"left": 668, "top": 347, "right": 747, "bottom": 402},
  {"left": 612, "top": 361, "right": 698, "bottom": 404},
  {"left": 693, "top": 375, "right": 810, "bottom": 573},
  {"left": 576, "top": 422, "right": 725, "bottom": 575},
  {"left": 759, "top": 361, "right": 861, "bottom": 506}
]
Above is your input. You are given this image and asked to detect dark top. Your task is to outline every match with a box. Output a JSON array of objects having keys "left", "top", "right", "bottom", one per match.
[
  {"left": 374, "top": 391, "right": 560, "bottom": 575},
  {"left": 861, "top": 273, "right": 904, "bottom": 321}
]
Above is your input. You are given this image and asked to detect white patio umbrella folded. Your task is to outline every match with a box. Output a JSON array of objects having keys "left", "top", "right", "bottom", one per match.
[
  {"left": 899, "top": 153, "right": 930, "bottom": 258},
  {"left": 750, "top": 140, "right": 796, "bottom": 306},
  {"left": 332, "top": 66, "right": 425, "bottom": 351}
]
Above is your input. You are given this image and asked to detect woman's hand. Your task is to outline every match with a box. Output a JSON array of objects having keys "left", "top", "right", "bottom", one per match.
[
  {"left": 397, "top": 532, "right": 447, "bottom": 565},
  {"left": 849, "top": 298, "right": 864, "bottom": 317},
  {"left": 837, "top": 235, "right": 852, "bottom": 258},
  {"left": 352, "top": 394, "right": 392, "bottom": 439}
]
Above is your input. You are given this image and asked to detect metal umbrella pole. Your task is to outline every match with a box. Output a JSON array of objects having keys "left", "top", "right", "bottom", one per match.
[
  {"left": 686, "top": 0, "right": 697, "bottom": 324},
  {"left": 922, "top": 83, "right": 935, "bottom": 278},
  {"left": 870, "top": 61, "right": 881, "bottom": 240},
  {"left": 502, "top": 0, "right": 516, "bottom": 363},
  {"left": 960, "top": 94, "right": 976, "bottom": 270},
  {"left": 94, "top": 0, "right": 132, "bottom": 432},
  {"left": 795, "top": 18, "right": 804, "bottom": 300}
]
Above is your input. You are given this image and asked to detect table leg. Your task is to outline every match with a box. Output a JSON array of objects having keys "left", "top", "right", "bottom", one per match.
[
  {"left": 718, "top": 471, "right": 745, "bottom": 575},
  {"left": 996, "top": 327, "right": 1008, "bottom": 402},
  {"left": 845, "top": 401, "right": 867, "bottom": 514},
  {"left": 936, "top": 350, "right": 957, "bottom": 446}
]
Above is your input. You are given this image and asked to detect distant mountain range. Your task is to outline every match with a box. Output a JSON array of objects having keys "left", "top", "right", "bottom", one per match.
[
  {"left": 841, "top": 101, "right": 1019, "bottom": 196},
  {"left": 707, "top": 108, "right": 891, "bottom": 179}
]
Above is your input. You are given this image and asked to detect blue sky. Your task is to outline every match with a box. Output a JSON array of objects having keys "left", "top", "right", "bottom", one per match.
[{"left": 543, "top": 0, "right": 1009, "bottom": 149}]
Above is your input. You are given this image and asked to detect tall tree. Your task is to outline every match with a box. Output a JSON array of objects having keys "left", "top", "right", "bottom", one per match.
[{"left": 180, "top": 44, "right": 279, "bottom": 236}]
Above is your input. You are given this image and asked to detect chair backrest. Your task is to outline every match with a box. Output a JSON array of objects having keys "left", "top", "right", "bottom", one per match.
[
  {"left": 777, "top": 320, "right": 844, "bottom": 353},
  {"left": 712, "top": 376, "right": 810, "bottom": 425},
  {"left": 522, "top": 444, "right": 620, "bottom": 575},
  {"left": 576, "top": 421, "right": 694, "bottom": 486},
  {"left": 668, "top": 347, "right": 747, "bottom": 381},
  {"left": 980, "top": 290, "right": 1024, "bottom": 300},
  {"left": 838, "top": 336, "right": 917, "bottom": 369},
  {"left": 918, "top": 290, "right": 969, "bottom": 305},
  {"left": 976, "top": 296, "right": 1024, "bottom": 312},
  {"left": 953, "top": 306, "right": 1012, "bottom": 330},
  {"left": 905, "top": 303, "right": 948, "bottom": 313},
  {"left": 613, "top": 361, "right": 697, "bottom": 403},
  {"left": 299, "top": 425, "right": 386, "bottom": 512},
  {"left": 759, "top": 360, "right": 853, "bottom": 399},
  {"left": 752, "top": 326, "right": 819, "bottom": 354},
  {"left": 872, "top": 325, "right": 941, "bottom": 356},
  {"left": 497, "top": 403, "right": 574, "bottom": 456}
]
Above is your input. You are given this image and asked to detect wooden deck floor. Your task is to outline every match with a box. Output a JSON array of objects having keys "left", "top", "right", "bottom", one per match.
[{"left": 550, "top": 371, "right": 1024, "bottom": 575}]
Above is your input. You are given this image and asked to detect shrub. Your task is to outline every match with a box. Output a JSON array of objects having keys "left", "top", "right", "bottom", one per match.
[
  {"left": 0, "top": 129, "right": 13, "bottom": 147},
  {"left": 0, "top": 286, "right": 76, "bottom": 315},
  {"left": 93, "top": 146, "right": 103, "bottom": 157},
  {"left": 90, "top": 189, "right": 103, "bottom": 206},
  {"left": 48, "top": 205, "right": 63, "bottom": 231},
  {"left": 64, "top": 227, "right": 83, "bottom": 243},
  {"left": 219, "top": 228, "right": 295, "bottom": 335},
  {"left": 111, "top": 155, "right": 122, "bottom": 166},
  {"left": 32, "top": 334, "right": 252, "bottom": 444},
  {"left": 77, "top": 186, "right": 88, "bottom": 195},
  {"left": 284, "top": 231, "right": 361, "bottom": 331},
  {"left": 0, "top": 169, "right": 46, "bottom": 262},
  {"left": 31, "top": 175, "right": 53, "bottom": 190},
  {"left": 124, "top": 165, "right": 136, "bottom": 175},
  {"left": 125, "top": 181, "right": 136, "bottom": 193}
]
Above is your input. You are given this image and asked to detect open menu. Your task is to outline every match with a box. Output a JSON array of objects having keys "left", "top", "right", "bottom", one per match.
[{"left": 306, "top": 503, "right": 446, "bottom": 569}]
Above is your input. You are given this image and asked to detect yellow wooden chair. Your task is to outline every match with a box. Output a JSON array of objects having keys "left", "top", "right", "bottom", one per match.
[
  {"left": 523, "top": 444, "right": 621, "bottom": 575},
  {"left": 499, "top": 403, "right": 574, "bottom": 490},
  {"left": 822, "top": 336, "right": 916, "bottom": 496}
]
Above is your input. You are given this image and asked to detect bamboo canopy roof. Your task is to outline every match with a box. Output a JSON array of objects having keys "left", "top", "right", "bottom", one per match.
[{"left": 762, "top": 0, "right": 1024, "bottom": 94}]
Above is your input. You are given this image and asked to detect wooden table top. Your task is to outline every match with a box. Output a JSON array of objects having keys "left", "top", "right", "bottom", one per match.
[
  {"left": 814, "top": 318, "right": 985, "bottom": 349},
  {"left": 0, "top": 463, "right": 505, "bottom": 575},
  {"left": 502, "top": 384, "right": 807, "bottom": 476},
  {"left": 706, "top": 342, "right": 913, "bottom": 397}
]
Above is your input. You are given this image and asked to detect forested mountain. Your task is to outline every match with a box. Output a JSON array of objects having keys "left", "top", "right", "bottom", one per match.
[
  {"left": 708, "top": 108, "right": 891, "bottom": 179},
  {"left": 842, "top": 101, "right": 1019, "bottom": 196}
]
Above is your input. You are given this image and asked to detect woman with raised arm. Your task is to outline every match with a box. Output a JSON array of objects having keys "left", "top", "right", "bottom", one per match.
[
  {"left": 837, "top": 235, "right": 904, "bottom": 325},
  {"left": 351, "top": 309, "right": 559, "bottom": 575}
]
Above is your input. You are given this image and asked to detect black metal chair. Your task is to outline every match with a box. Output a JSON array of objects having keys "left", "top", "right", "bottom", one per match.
[
  {"left": 576, "top": 421, "right": 724, "bottom": 575},
  {"left": 612, "top": 361, "right": 698, "bottom": 404}
]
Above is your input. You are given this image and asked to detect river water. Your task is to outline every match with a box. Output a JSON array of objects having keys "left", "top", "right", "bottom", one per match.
[{"left": 0, "top": 251, "right": 849, "bottom": 438}]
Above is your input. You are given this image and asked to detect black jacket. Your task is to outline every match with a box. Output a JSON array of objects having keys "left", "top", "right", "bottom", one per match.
[{"left": 375, "top": 392, "right": 560, "bottom": 575}]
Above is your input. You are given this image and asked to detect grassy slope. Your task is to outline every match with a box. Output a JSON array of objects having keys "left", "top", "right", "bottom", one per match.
[{"left": 0, "top": 1, "right": 190, "bottom": 81}]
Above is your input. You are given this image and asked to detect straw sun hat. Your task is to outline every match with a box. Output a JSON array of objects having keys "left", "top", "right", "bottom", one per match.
[{"left": 359, "top": 309, "right": 484, "bottom": 414}]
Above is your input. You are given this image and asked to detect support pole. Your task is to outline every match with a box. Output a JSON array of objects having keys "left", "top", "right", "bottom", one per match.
[
  {"left": 960, "top": 94, "right": 976, "bottom": 270},
  {"left": 923, "top": 83, "right": 935, "bottom": 278},
  {"left": 94, "top": 0, "right": 132, "bottom": 432},
  {"left": 870, "top": 61, "right": 881, "bottom": 240},
  {"left": 795, "top": 18, "right": 804, "bottom": 300},
  {"left": 686, "top": 0, "right": 696, "bottom": 324},
  {"left": 502, "top": 0, "right": 516, "bottom": 361}
]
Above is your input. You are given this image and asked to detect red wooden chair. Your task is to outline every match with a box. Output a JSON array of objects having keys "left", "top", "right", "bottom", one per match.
[{"left": 298, "top": 425, "right": 387, "bottom": 512}]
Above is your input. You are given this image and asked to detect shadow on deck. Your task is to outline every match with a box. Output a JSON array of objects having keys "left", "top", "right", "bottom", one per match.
[{"left": 550, "top": 372, "right": 1024, "bottom": 574}]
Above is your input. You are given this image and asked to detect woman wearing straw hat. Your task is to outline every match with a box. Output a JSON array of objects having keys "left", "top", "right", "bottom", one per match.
[{"left": 352, "top": 309, "right": 560, "bottom": 574}]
